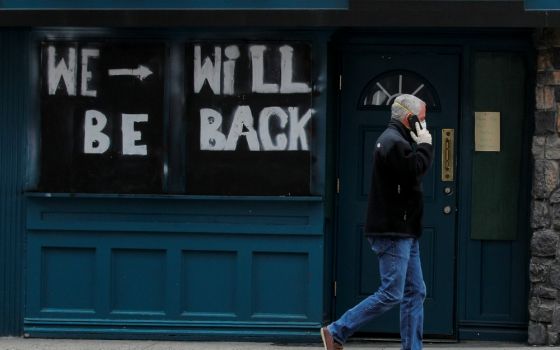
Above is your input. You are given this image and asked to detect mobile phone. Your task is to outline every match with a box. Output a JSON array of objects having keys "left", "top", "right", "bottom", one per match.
[{"left": 407, "top": 114, "right": 422, "bottom": 136}]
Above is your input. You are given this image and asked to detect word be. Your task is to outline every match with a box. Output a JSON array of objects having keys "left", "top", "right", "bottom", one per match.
[
  {"left": 84, "top": 110, "right": 148, "bottom": 155},
  {"left": 201, "top": 106, "right": 313, "bottom": 151}
]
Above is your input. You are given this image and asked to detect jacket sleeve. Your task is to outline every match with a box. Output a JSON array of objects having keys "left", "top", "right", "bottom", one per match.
[{"left": 387, "top": 141, "right": 434, "bottom": 181}]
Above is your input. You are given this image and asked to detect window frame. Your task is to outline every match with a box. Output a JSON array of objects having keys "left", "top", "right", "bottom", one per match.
[{"left": 357, "top": 69, "right": 442, "bottom": 112}]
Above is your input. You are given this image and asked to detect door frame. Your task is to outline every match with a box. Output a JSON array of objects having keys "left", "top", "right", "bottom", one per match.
[{"left": 328, "top": 30, "right": 535, "bottom": 341}]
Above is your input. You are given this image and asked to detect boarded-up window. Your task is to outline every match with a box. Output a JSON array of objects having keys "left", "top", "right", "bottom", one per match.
[
  {"left": 37, "top": 40, "right": 315, "bottom": 196},
  {"left": 39, "top": 42, "right": 165, "bottom": 193},
  {"left": 185, "top": 42, "right": 313, "bottom": 195}
]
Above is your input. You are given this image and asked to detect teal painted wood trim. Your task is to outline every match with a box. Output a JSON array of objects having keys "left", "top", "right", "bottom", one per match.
[
  {"left": 1, "top": 0, "right": 348, "bottom": 9},
  {"left": 0, "top": 29, "right": 29, "bottom": 336},
  {"left": 27, "top": 197, "right": 324, "bottom": 234},
  {"left": 24, "top": 320, "right": 322, "bottom": 341},
  {"left": 26, "top": 192, "right": 323, "bottom": 202},
  {"left": 456, "top": 43, "right": 475, "bottom": 339},
  {"left": 526, "top": 0, "right": 560, "bottom": 10},
  {"left": 459, "top": 325, "right": 529, "bottom": 342}
]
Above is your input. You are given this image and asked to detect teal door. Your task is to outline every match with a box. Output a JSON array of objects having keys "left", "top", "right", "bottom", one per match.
[{"left": 335, "top": 48, "right": 459, "bottom": 336}]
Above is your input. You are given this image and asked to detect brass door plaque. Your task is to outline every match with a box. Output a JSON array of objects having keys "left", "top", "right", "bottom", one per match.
[{"left": 442, "top": 129, "right": 454, "bottom": 182}]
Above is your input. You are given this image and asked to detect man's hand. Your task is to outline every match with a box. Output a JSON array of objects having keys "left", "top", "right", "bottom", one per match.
[{"left": 410, "top": 122, "right": 432, "bottom": 145}]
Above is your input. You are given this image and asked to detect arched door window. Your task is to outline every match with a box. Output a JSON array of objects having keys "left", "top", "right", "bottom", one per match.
[{"left": 358, "top": 69, "right": 441, "bottom": 112}]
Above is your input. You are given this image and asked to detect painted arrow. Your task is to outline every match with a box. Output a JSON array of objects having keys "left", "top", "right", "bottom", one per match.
[{"left": 108, "top": 65, "right": 153, "bottom": 81}]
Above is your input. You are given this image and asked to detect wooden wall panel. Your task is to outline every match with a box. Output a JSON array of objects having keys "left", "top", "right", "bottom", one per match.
[{"left": 0, "top": 29, "right": 29, "bottom": 336}]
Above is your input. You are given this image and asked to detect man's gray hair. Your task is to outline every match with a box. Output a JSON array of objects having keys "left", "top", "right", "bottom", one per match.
[{"left": 391, "top": 94, "right": 425, "bottom": 121}]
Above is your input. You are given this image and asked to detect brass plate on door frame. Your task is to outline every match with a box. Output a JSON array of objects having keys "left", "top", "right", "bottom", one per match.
[{"left": 441, "top": 129, "right": 454, "bottom": 182}]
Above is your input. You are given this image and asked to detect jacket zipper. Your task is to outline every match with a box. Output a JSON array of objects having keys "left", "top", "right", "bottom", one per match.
[{"left": 398, "top": 184, "right": 406, "bottom": 221}]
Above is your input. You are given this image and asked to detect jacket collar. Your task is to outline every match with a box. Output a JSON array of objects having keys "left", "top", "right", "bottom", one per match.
[{"left": 388, "top": 119, "right": 414, "bottom": 143}]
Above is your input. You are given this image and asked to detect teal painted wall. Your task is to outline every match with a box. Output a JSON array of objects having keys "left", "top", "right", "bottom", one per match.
[
  {"left": 25, "top": 195, "right": 325, "bottom": 340},
  {"left": 21, "top": 29, "right": 330, "bottom": 340},
  {"left": 0, "top": 29, "right": 29, "bottom": 336},
  {"left": 0, "top": 27, "right": 534, "bottom": 341}
]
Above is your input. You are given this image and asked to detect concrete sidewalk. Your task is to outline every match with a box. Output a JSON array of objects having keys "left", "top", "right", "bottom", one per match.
[{"left": 0, "top": 338, "right": 555, "bottom": 350}]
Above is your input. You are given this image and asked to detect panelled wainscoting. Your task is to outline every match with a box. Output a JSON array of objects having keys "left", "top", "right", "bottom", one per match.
[{"left": 24, "top": 194, "right": 323, "bottom": 340}]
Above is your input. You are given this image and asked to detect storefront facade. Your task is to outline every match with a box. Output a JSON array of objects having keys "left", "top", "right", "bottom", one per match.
[{"left": 0, "top": 0, "right": 559, "bottom": 345}]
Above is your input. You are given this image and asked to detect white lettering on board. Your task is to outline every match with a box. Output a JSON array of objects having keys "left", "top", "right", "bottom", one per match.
[
  {"left": 84, "top": 109, "right": 110, "bottom": 154},
  {"left": 194, "top": 43, "right": 314, "bottom": 151},
  {"left": 223, "top": 45, "right": 240, "bottom": 96},
  {"left": 225, "top": 106, "right": 260, "bottom": 151},
  {"left": 200, "top": 108, "right": 227, "bottom": 150},
  {"left": 194, "top": 45, "right": 221, "bottom": 95},
  {"left": 288, "top": 107, "right": 313, "bottom": 151},
  {"left": 122, "top": 114, "right": 148, "bottom": 155},
  {"left": 197, "top": 106, "right": 313, "bottom": 152},
  {"left": 47, "top": 46, "right": 77, "bottom": 96},
  {"left": 81, "top": 48, "right": 99, "bottom": 97},
  {"left": 108, "top": 65, "right": 153, "bottom": 81},
  {"left": 259, "top": 107, "right": 288, "bottom": 151},
  {"left": 279, "top": 45, "right": 311, "bottom": 94},
  {"left": 250, "top": 45, "right": 279, "bottom": 94}
]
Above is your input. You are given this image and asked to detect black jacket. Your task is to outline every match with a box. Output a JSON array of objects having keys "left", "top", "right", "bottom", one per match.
[{"left": 364, "top": 119, "right": 434, "bottom": 238}]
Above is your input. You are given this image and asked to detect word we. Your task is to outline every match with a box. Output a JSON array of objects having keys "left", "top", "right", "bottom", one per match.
[
  {"left": 47, "top": 46, "right": 99, "bottom": 97},
  {"left": 46, "top": 45, "right": 154, "bottom": 156},
  {"left": 46, "top": 45, "right": 151, "bottom": 97}
]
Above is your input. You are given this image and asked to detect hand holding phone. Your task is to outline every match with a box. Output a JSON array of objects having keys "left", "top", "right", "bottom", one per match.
[
  {"left": 408, "top": 115, "right": 432, "bottom": 145},
  {"left": 407, "top": 114, "right": 422, "bottom": 136}
]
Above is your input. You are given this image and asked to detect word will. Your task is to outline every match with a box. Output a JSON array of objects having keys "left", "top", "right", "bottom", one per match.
[
  {"left": 194, "top": 44, "right": 313, "bottom": 151},
  {"left": 194, "top": 44, "right": 311, "bottom": 95}
]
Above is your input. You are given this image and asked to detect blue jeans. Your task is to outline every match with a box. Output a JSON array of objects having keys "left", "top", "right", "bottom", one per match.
[{"left": 328, "top": 237, "right": 426, "bottom": 350}]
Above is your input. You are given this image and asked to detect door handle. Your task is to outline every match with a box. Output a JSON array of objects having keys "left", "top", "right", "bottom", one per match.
[{"left": 441, "top": 129, "right": 454, "bottom": 182}]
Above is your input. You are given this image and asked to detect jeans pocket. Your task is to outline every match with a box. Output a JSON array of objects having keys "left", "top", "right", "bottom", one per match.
[{"left": 371, "top": 237, "right": 395, "bottom": 257}]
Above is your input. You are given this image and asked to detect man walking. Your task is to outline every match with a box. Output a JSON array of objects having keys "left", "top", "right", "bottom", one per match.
[{"left": 321, "top": 94, "right": 433, "bottom": 350}]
